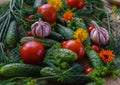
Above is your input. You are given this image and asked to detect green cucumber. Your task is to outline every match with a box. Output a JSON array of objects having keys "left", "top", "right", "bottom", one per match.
[
  {"left": 75, "top": 18, "right": 91, "bottom": 45},
  {"left": 85, "top": 46, "right": 103, "bottom": 68},
  {"left": 47, "top": 31, "right": 64, "bottom": 41},
  {"left": 56, "top": 24, "right": 74, "bottom": 40},
  {"left": 44, "top": 48, "right": 77, "bottom": 63},
  {"left": 0, "top": 63, "right": 5, "bottom": 69},
  {"left": 53, "top": 49, "right": 77, "bottom": 61},
  {"left": 0, "top": 63, "right": 42, "bottom": 78},
  {"left": 40, "top": 67, "right": 57, "bottom": 77},
  {"left": 20, "top": 36, "right": 58, "bottom": 48},
  {"left": 5, "top": 21, "right": 19, "bottom": 48}
]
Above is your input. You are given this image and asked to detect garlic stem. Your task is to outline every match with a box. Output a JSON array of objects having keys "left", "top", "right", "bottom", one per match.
[{"left": 91, "top": 20, "right": 101, "bottom": 31}]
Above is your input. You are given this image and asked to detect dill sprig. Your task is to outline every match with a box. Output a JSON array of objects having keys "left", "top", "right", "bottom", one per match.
[
  {"left": 0, "top": 0, "right": 24, "bottom": 63},
  {"left": 0, "top": 0, "right": 24, "bottom": 42},
  {"left": 0, "top": 42, "right": 8, "bottom": 63}
]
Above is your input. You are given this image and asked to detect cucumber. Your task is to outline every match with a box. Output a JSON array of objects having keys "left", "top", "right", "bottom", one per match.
[
  {"left": 75, "top": 18, "right": 91, "bottom": 45},
  {"left": 20, "top": 36, "right": 58, "bottom": 48},
  {"left": 56, "top": 24, "right": 74, "bottom": 40},
  {"left": 53, "top": 49, "right": 77, "bottom": 61},
  {"left": 0, "top": 63, "right": 42, "bottom": 78},
  {"left": 47, "top": 31, "right": 64, "bottom": 41},
  {"left": 44, "top": 48, "right": 77, "bottom": 63},
  {"left": 85, "top": 46, "right": 103, "bottom": 68},
  {"left": 40, "top": 67, "right": 57, "bottom": 77},
  {"left": 5, "top": 21, "right": 19, "bottom": 48},
  {"left": 0, "top": 63, "right": 5, "bottom": 69}
]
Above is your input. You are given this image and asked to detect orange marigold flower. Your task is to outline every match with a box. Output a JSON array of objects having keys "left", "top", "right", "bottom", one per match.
[
  {"left": 63, "top": 11, "right": 74, "bottom": 21},
  {"left": 99, "top": 49, "right": 115, "bottom": 63}
]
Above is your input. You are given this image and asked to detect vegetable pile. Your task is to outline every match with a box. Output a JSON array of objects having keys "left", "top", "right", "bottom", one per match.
[{"left": 0, "top": 0, "right": 120, "bottom": 85}]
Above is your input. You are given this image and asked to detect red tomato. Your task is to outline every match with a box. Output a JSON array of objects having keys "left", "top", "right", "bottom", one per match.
[
  {"left": 88, "top": 26, "right": 94, "bottom": 33},
  {"left": 67, "top": 0, "right": 84, "bottom": 9},
  {"left": 84, "top": 67, "right": 94, "bottom": 74},
  {"left": 27, "top": 31, "right": 33, "bottom": 36},
  {"left": 62, "top": 40, "right": 85, "bottom": 61},
  {"left": 37, "top": 4, "right": 57, "bottom": 23},
  {"left": 20, "top": 40, "right": 45, "bottom": 64},
  {"left": 25, "top": 14, "right": 34, "bottom": 22},
  {"left": 92, "top": 45, "right": 99, "bottom": 52}
]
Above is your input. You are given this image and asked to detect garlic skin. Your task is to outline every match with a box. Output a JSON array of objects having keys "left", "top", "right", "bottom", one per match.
[
  {"left": 31, "top": 20, "right": 51, "bottom": 38},
  {"left": 90, "top": 20, "right": 109, "bottom": 45}
]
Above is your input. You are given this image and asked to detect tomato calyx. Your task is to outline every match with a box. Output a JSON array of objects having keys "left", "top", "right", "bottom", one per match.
[{"left": 84, "top": 67, "right": 94, "bottom": 74}]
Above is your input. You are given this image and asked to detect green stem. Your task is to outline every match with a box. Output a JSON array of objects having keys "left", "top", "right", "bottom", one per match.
[
  {"left": 106, "top": 13, "right": 111, "bottom": 34},
  {"left": 2, "top": 13, "right": 11, "bottom": 43},
  {"left": 0, "top": 16, "right": 9, "bottom": 41},
  {"left": 1, "top": 77, "right": 27, "bottom": 84},
  {"left": 0, "top": 43, "right": 8, "bottom": 63},
  {"left": 36, "top": 76, "right": 58, "bottom": 80}
]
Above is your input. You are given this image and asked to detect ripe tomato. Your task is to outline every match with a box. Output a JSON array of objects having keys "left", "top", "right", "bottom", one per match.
[
  {"left": 88, "top": 26, "right": 94, "bottom": 33},
  {"left": 62, "top": 40, "right": 85, "bottom": 61},
  {"left": 92, "top": 45, "right": 99, "bottom": 52},
  {"left": 84, "top": 67, "right": 94, "bottom": 74},
  {"left": 20, "top": 40, "right": 45, "bottom": 65},
  {"left": 67, "top": 0, "right": 84, "bottom": 9},
  {"left": 25, "top": 14, "right": 34, "bottom": 22},
  {"left": 37, "top": 4, "right": 57, "bottom": 23},
  {"left": 27, "top": 31, "right": 33, "bottom": 36}
]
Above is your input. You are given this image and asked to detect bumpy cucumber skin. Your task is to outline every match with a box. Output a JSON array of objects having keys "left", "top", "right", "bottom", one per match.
[
  {"left": 85, "top": 47, "right": 103, "bottom": 68},
  {"left": 5, "top": 21, "right": 18, "bottom": 48},
  {"left": 20, "top": 37, "right": 58, "bottom": 48},
  {"left": 40, "top": 67, "right": 57, "bottom": 77},
  {"left": 0, "top": 63, "right": 42, "bottom": 78},
  {"left": 56, "top": 24, "right": 74, "bottom": 40},
  {"left": 44, "top": 48, "right": 77, "bottom": 63},
  {"left": 47, "top": 31, "right": 64, "bottom": 41},
  {"left": 53, "top": 49, "right": 77, "bottom": 61}
]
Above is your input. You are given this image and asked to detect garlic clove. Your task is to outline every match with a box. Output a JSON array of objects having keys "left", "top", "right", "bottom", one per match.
[
  {"left": 101, "top": 28, "right": 109, "bottom": 43},
  {"left": 99, "top": 33, "right": 106, "bottom": 45},
  {"left": 42, "top": 22, "right": 51, "bottom": 37},
  {"left": 90, "top": 29, "right": 100, "bottom": 44},
  {"left": 36, "top": 25, "right": 43, "bottom": 37},
  {"left": 31, "top": 23, "right": 38, "bottom": 36}
]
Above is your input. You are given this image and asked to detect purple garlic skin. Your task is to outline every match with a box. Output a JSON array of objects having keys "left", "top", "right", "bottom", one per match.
[
  {"left": 90, "top": 20, "right": 109, "bottom": 45},
  {"left": 31, "top": 20, "right": 51, "bottom": 38}
]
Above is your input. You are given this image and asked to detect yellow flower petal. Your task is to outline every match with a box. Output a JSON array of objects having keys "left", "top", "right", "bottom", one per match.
[
  {"left": 73, "top": 28, "right": 88, "bottom": 42},
  {"left": 48, "top": 0, "right": 62, "bottom": 11}
]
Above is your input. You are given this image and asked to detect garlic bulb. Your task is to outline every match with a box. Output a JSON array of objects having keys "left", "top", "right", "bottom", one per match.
[
  {"left": 31, "top": 20, "right": 51, "bottom": 38},
  {"left": 90, "top": 20, "right": 109, "bottom": 45}
]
